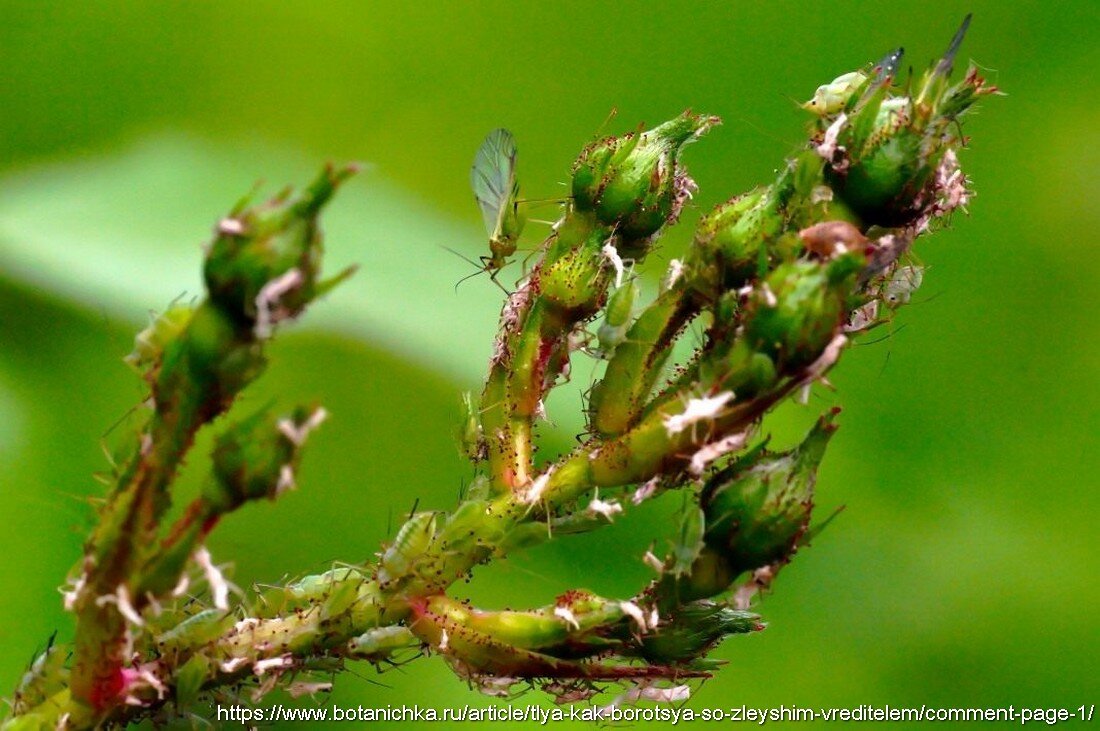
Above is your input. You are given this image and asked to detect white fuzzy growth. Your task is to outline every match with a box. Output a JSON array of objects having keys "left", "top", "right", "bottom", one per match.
[
  {"left": 55, "top": 713, "right": 70, "bottom": 731},
  {"left": 802, "top": 334, "right": 848, "bottom": 384},
  {"left": 144, "top": 592, "right": 163, "bottom": 617},
  {"left": 554, "top": 605, "right": 580, "bottom": 630},
  {"left": 475, "top": 675, "right": 519, "bottom": 698},
  {"left": 935, "top": 149, "right": 970, "bottom": 214},
  {"left": 171, "top": 574, "right": 190, "bottom": 598},
  {"left": 438, "top": 629, "right": 450, "bottom": 652},
  {"left": 586, "top": 495, "right": 623, "bottom": 522},
  {"left": 603, "top": 682, "right": 691, "bottom": 713},
  {"left": 535, "top": 399, "right": 549, "bottom": 422},
  {"left": 138, "top": 668, "right": 167, "bottom": 700},
  {"left": 95, "top": 584, "right": 144, "bottom": 627},
  {"left": 61, "top": 572, "right": 87, "bottom": 611},
  {"left": 797, "top": 383, "right": 812, "bottom": 405},
  {"left": 619, "top": 601, "right": 649, "bottom": 633},
  {"left": 760, "top": 283, "right": 778, "bottom": 307},
  {"left": 640, "top": 684, "right": 691, "bottom": 703},
  {"left": 733, "top": 565, "right": 777, "bottom": 610},
  {"left": 276, "top": 464, "right": 296, "bottom": 495},
  {"left": 278, "top": 406, "right": 328, "bottom": 447},
  {"left": 632, "top": 477, "right": 659, "bottom": 505},
  {"left": 602, "top": 241, "right": 626, "bottom": 288},
  {"left": 220, "top": 656, "right": 249, "bottom": 673},
  {"left": 520, "top": 468, "right": 553, "bottom": 505},
  {"left": 254, "top": 267, "right": 304, "bottom": 339},
  {"left": 643, "top": 550, "right": 665, "bottom": 573},
  {"left": 288, "top": 681, "right": 333, "bottom": 699},
  {"left": 816, "top": 112, "right": 848, "bottom": 160},
  {"left": 810, "top": 185, "right": 834, "bottom": 204},
  {"left": 234, "top": 617, "right": 261, "bottom": 633},
  {"left": 194, "top": 545, "right": 230, "bottom": 610},
  {"left": 689, "top": 431, "right": 749, "bottom": 475},
  {"left": 254, "top": 655, "right": 294, "bottom": 676},
  {"left": 662, "top": 258, "right": 684, "bottom": 292},
  {"left": 217, "top": 217, "right": 245, "bottom": 235},
  {"left": 663, "top": 391, "right": 734, "bottom": 436}
]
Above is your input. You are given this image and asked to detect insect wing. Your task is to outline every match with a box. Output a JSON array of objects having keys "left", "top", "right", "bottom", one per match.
[{"left": 471, "top": 128, "right": 520, "bottom": 241}]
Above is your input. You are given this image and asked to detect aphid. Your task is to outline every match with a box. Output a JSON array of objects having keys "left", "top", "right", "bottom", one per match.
[
  {"left": 881, "top": 264, "right": 924, "bottom": 308},
  {"left": 379, "top": 512, "right": 438, "bottom": 582},
  {"left": 124, "top": 302, "right": 194, "bottom": 374},
  {"left": 804, "top": 71, "right": 867, "bottom": 117},
  {"left": 595, "top": 276, "right": 638, "bottom": 358},
  {"left": 803, "top": 46, "right": 904, "bottom": 117},
  {"left": 462, "top": 128, "right": 527, "bottom": 286}
]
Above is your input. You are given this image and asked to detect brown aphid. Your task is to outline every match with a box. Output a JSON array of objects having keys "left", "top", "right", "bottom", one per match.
[{"left": 798, "top": 220, "right": 869, "bottom": 258}]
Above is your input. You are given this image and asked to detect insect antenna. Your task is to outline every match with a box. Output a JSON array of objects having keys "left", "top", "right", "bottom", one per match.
[
  {"left": 453, "top": 268, "right": 487, "bottom": 292},
  {"left": 593, "top": 107, "right": 619, "bottom": 138},
  {"left": 440, "top": 245, "right": 510, "bottom": 294}
]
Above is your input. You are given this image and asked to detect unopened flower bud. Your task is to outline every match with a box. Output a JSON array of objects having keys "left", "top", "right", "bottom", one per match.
[
  {"left": 571, "top": 112, "right": 718, "bottom": 252},
  {"left": 685, "top": 188, "right": 779, "bottom": 297},
  {"left": 206, "top": 405, "right": 324, "bottom": 513},
  {"left": 539, "top": 231, "right": 611, "bottom": 318},
  {"left": 701, "top": 411, "right": 838, "bottom": 574},
  {"left": 743, "top": 256, "right": 862, "bottom": 370},
  {"left": 816, "top": 19, "right": 995, "bottom": 226},
  {"left": 639, "top": 602, "right": 762, "bottom": 664},
  {"left": 204, "top": 164, "right": 357, "bottom": 334}
]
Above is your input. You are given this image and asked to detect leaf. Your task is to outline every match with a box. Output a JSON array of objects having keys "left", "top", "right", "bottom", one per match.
[{"left": 0, "top": 134, "right": 505, "bottom": 384}]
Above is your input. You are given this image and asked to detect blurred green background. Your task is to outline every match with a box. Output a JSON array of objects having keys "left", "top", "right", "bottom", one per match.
[{"left": 0, "top": 1, "right": 1096, "bottom": 727}]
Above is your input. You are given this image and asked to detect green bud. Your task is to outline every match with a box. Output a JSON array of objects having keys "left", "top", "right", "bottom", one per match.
[
  {"left": 744, "top": 256, "right": 860, "bottom": 371},
  {"left": 156, "top": 301, "right": 263, "bottom": 405},
  {"left": 203, "top": 164, "right": 357, "bottom": 335},
  {"left": 206, "top": 405, "right": 325, "bottom": 513},
  {"left": 686, "top": 188, "right": 776, "bottom": 296},
  {"left": 639, "top": 602, "right": 762, "bottom": 663},
  {"left": 703, "top": 345, "right": 778, "bottom": 401},
  {"left": 571, "top": 112, "right": 718, "bottom": 251},
  {"left": 816, "top": 20, "right": 996, "bottom": 226},
  {"left": 701, "top": 411, "right": 838, "bottom": 573},
  {"left": 539, "top": 230, "right": 609, "bottom": 318}
]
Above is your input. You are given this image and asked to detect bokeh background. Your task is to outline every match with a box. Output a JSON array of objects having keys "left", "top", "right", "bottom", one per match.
[{"left": 1, "top": 1, "right": 1096, "bottom": 727}]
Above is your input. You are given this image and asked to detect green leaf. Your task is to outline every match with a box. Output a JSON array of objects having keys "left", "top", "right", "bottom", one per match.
[{"left": 0, "top": 135, "right": 504, "bottom": 383}]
